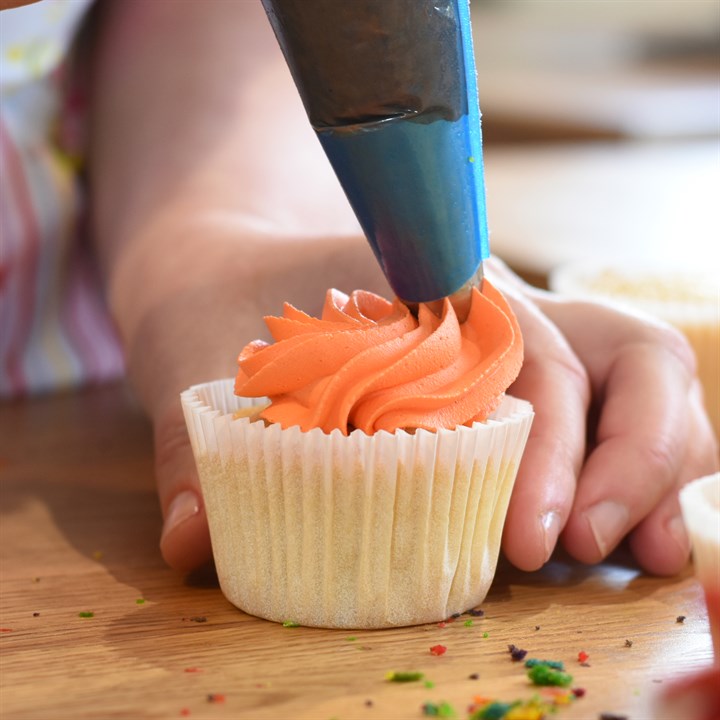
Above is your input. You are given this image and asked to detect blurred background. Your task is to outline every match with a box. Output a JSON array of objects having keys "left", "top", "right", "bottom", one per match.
[
  {"left": 470, "top": 0, "right": 719, "bottom": 280},
  {"left": 470, "top": 0, "right": 719, "bottom": 435}
]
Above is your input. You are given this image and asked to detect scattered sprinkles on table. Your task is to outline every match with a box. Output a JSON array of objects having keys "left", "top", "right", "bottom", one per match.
[
  {"left": 282, "top": 619, "right": 300, "bottom": 628},
  {"left": 508, "top": 644, "right": 527, "bottom": 662},
  {"left": 430, "top": 644, "right": 447, "bottom": 656},
  {"left": 78, "top": 611, "right": 94, "bottom": 618},
  {"left": 467, "top": 688, "right": 585, "bottom": 719},
  {"left": 676, "top": 615, "right": 686, "bottom": 623},
  {"left": 206, "top": 693, "right": 225, "bottom": 703}
]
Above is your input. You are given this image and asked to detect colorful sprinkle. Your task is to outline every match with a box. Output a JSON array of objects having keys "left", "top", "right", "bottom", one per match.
[
  {"left": 525, "top": 659, "right": 564, "bottom": 670},
  {"left": 385, "top": 671, "right": 424, "bottom": 683},
  {"left": 527, "top": 663, "right": 573, "bottom": 687},
  {"left": 430, "top": 644, "right": 447, "bottom": 656},
  {"left": 346, "top": 636, "right": 357, "bottom": 641},
  {"left": 422, "top": 700, "right": 457, "bottom": 717},
  {"left": 184, "top": 616, "right": 207, "bottom": 623},
  {"left": 184, "top": 667, "right": 202, "bottom": 673},
  {"left": 467, "top": 608, "right": 485, "bottom": 617},
  {"left": 437, "top": 622, "right": 447, "bottom": 628},
  {"left": 0, "top": 628, "right": 13, "bottom": 633},
  {"left": 206, "top": 694, "right": 225, "bottom": 703},
  {"left": 32, "top": 612, "right": 40, "bottom": 617},
  {"left": 282, "top": 620, "right": 300, "bottom": 628},
  {"left": 508, "top": 644, "right": 527, "bottom": 662},
  {"left": 534, "top": 626, "right": 540, "bottom": 631},
  {"left": 136, "top": 599, "right": 146, "bottom": 605},
  {"left": 464, "top": 619, "right": 474, "bottom": 627},
  {"left": 468, "top": 673, "right": 480, "bottom": 680},
  {"left": 482, "top": 632, "right": 489, "bottom": 638},
  {"left": 599, "top": 714, "right": 628, "bottom": 720},
  {"left": 624, "top": 639, "right": 633, "bottom": 647},
  {"left": 180, "top": 709, "right": 191, "bottom": 717},
  {"left": 577, "top": 651, "right": 589, "bottom": 663},
  {"left": 471, "top": 700, "right": 516, "bottom": 719},
  {"left": 425, "top": 680, "right": 435, "bottom": 689},
  {"left": 78, "top": 611, "right": 94, "bottom": 618},
  {"left": 676, "top": 615, "right": 686, "bottom": 623}
]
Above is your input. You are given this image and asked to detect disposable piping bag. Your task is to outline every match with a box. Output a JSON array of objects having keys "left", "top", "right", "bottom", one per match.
[{"left": 261, "top": 0, "right": 488, "bottom": 305}]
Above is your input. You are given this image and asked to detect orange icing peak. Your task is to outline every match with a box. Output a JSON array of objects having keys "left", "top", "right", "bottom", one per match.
[{"left": 234, "top": 280, "right": 523, "bottom": 435}]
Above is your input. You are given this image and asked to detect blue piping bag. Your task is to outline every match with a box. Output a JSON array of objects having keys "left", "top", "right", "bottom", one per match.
[{"left": 261, "top": 0, "right": 488, "bottom": 314}]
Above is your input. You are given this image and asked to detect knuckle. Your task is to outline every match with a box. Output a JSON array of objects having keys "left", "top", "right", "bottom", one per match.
[
  {"left": 641, "top": 322, "right": 697, "bottom": 376},
  {"left": 552, "top": 352, "right": 591, "bottom": 405},
  {"left": 636, "top": 433, "right": 679, "bottom": 487}
]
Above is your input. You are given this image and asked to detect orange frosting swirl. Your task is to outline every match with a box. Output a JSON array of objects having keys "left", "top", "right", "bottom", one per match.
[{"left": 234, "top": 280, "right": 523, "bottom": 435}]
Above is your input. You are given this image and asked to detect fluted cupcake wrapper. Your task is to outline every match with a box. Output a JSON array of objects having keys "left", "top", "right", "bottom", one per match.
[
  {"left": 181, "top": 378, "right": 533, "bottom": 629},
  {"left": 679, "top": 472, "right": 720, "bottom": 658}
]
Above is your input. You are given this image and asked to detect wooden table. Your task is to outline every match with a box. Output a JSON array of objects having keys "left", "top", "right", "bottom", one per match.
[{"left": 1, "top": 384, "right": 715, "bottom": 720}]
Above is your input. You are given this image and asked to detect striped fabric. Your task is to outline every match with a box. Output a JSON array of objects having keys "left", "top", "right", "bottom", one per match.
[{"left": 1, "top": 0, "right": 124, "bottom": 396}]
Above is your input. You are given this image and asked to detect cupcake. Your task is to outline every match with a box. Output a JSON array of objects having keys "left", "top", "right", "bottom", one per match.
[
  {"left": 655, "top": 473, "right": 720, "bottom": 720},
  {"left": 679, "top": 472, "right": 720, "bottom": 659},
  {"left": 549, "top": 262, "right": 719, "bottom": 439},
  {"left": 181, "top": 280, "right": 533, "bottom": 628}
]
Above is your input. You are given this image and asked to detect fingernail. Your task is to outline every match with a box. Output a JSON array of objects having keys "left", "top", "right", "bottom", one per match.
[
  {"left": 585, "top": 501, "right": 630, "bottom": 558},
  {"left": 541, "top": 510, "right": 562, "bottom": 563},
  {"left": 162, "top": 490, "right": 200, "bottom": 540},
  {"left": 666, "top": 515, "right": 690, "bottom": 554}
]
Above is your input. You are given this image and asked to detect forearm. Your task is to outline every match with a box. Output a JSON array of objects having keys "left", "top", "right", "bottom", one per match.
[{"left": 87, "top": 0, "right": 382, "bottom": 415}]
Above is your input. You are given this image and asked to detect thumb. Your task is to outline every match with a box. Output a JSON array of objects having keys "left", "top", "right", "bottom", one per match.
[{"left": 154, "top": 403, "right": 213, "bottom": 571}]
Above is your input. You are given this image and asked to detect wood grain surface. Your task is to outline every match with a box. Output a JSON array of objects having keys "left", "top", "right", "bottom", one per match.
[{"left": 0, "top": 383, "right": 715, "bottom": 720}]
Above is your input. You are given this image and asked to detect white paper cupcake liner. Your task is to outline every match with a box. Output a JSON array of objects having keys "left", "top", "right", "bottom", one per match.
[
  {"left": 181, "top": 378, "right": 533, "bottom": 629},
  {"left": 679, "top": 472, "right": 720, "bottom": 658}
]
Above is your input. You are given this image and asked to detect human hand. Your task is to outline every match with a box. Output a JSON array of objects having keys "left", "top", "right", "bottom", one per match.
[
  {"left": 488, "top": 257, "right": 719, "bottom": 575},
  {"left": 121, "top": 229, "right": 390, "bottom": 571},
  {"left": 87, "top": 0, "right": 717, "bottom": 574}
]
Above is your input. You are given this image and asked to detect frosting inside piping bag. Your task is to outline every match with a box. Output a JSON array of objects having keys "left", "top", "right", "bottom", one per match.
[{"left": 234, "top": 280, "right": 522, "bottom": 435}]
